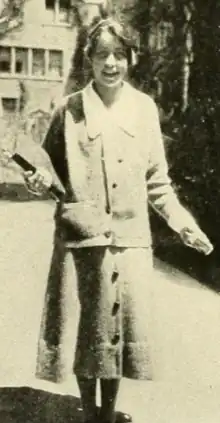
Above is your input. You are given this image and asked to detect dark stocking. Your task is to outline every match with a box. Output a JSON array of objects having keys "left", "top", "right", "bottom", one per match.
[
  {"left": 99, "top": 379, "right": 120, "bottom": 423},
  {"left": 76, "top": 376, "right": 97, "bottom": 422}
]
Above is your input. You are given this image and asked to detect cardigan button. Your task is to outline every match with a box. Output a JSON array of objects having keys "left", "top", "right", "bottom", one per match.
[
  {"left": 104, "top": 230, "right": 112, "bottom": 238},
  {"left": 112, "top": 332, "right": 120, "bottom": 345},
  {"left": 111, "top": 271, "right": 119, "bottom": 283},
  {"left": 112, "top": 301, "right": 120, "bottom": 315},
  {"left": 105, "top": 205, "right": 111, "bottom": 214}
]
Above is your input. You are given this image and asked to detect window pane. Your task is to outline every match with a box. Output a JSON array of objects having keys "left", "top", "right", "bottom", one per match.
[
  {"left": 58, "top": 0, "right": 71, "bottom": 23},
  {"left": 32, "top": 49, "right": 45, "bottom": 76},
  {"left": 2, "top": 98, "right": 17, "bottom": 113},
  {"left": 58, "top": 9, "right": 70, "bottom": 23},
  {"left": 60, "top": 0, "right": 70, "bottom": 8},
  {"left": 0, "top": 47, "right": 11, "bottom": 73},
  {"left": 48, "top": 50, "right": 63, "bottom": 77},
  {"left": 15, "top": 48, "right": 28, "bottom": 74},
  {"left": 45, "top": 0, "right": 55, "bottom": 22},
  {"left": 45, "top": 0, "right": 55, "bottom": 9}
]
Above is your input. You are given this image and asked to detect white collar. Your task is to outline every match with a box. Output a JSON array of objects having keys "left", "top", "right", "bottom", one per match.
[{"left": 82, "top": 80, "right": 138, "bottom": 139}]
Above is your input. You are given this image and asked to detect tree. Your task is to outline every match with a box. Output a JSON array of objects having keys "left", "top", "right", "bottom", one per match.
[
  {"left": 174, "top": 2, "right": 220, "bottom": 246},
  {"left": 0, "top": 0, "right": 24, "bottom": 36}
]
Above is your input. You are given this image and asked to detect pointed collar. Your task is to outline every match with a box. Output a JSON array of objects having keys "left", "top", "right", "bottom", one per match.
[{"left": 82, "top": 80, "right": 138, "bottom": 139}]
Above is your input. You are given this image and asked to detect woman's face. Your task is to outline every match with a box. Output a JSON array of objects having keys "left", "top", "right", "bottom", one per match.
[{"left": 91, "top": 29, "right": 128, "bottom": 89}]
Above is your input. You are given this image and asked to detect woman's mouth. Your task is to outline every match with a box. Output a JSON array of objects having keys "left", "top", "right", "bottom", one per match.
[{"left": 102, "top": 71, "right": 119, "bottom": 79}]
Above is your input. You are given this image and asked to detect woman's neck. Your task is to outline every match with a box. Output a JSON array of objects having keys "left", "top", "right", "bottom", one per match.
[{"left": 93, "top": 81, "right": 123, "bottom": 108}]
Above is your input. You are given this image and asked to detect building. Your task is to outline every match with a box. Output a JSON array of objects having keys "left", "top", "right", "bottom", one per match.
[
  {"left": 0, "top": 0, "right": 78, "bottom": 120},
  {"left": 0, "top": 0, "right": 111, "bottom": 188}
]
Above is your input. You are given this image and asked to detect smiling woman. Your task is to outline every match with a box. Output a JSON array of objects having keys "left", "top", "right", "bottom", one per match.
[
  {"left": 83, "top": 18, "right": 139, "bottom": 105},
  {"left": 21, "top": 15, "right": 213, "bottom": 423}
]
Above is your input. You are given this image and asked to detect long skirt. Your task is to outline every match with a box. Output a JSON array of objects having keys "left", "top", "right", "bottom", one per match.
[{"left": 36, "top": 238, "right": 154, "bottom": 382}]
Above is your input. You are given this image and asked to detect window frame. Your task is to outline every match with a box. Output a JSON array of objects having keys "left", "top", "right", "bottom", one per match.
[
  {"left": 45, "top": 0, "right": 72, "bottom": 26},
  {"left": 1, "top": 97, "right": 18, "bottom": 113},
  {"left": 0, "top": 45, "right": 64, "bottom": 81},
  {"left": 32, "top": 48, "right": 46, "bottom": 77},
  {"left": 0, "top": 46, "right": 12, "bottom": 74},
  {"left": 48, "top": 49, "right": 64, "bottom": 78},
  {"left": 14, "top": 47, "right": 29, "bottom": 75}
]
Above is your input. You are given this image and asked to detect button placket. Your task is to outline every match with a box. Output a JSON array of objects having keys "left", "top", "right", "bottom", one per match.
[
  {"left": 112, "top": 301, "right": 120, "bottom": 316},
  {"left": 111, "top": 258, "right": 121, "bottom": 347}
]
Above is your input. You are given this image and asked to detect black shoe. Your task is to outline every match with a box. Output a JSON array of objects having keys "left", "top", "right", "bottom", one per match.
[
  {"left": 84, "top": 413, "right": 99, "bottom": 423},
  {"left": 115, "top": 412, "right": 132, "bottom": 423},
  {"left": 98, "top": 410, "right": 132, "bottom": 423},
  {"left": 84, "top": 418, "right": 99, "bottom": 423}
]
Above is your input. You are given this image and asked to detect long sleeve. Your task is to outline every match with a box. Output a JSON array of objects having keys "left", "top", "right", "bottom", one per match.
[
  {"left": 146, "top": 99, "right": 198, "bottom": 233},
  {"left": 41, "top": 105, "right": 66, "bottom": 193}
]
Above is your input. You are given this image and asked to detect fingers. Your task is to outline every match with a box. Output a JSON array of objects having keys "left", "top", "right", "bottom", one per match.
[
  {"left": 180, "top": 227, "right": 214, "bottom": 255},
  {"left": 193, "top": 238, "right": 213, "bottom": 255},
  {"left": 23, "top": 168, "right": 52, "bottom": 195},
  {"left": 23, "top": 170, "right": 34, "bottom": 180}
]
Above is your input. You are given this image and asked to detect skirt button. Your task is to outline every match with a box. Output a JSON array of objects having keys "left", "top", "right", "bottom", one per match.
[
  {"left": 112, "top": 332, "right": 120, "bottom": 345},
  {"left": 112, "top": 301, "right": 120, "bottom": 315},
  {"left": 111, "top": 271, "right": 119, "bottom": 283}
]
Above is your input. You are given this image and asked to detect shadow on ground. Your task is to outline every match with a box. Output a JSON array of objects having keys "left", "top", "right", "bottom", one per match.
[
  {"left": 0, "top": 183, "right": 50, "bottom": 202},
  {"left": 0, "top": 387, "right": 82, "bottom": 423},
  {"left": 151, "top": 213, "right": 220, "bottom": 293}
]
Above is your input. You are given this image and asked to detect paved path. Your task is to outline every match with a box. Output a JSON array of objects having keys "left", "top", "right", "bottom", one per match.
[{"left": 0, "top": 201, "right": 220, "bottom": 422}]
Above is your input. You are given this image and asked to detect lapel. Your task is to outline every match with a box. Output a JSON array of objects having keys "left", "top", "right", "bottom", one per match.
[{"left": 82, "top": 81, "right": 138, "bottom": 141}]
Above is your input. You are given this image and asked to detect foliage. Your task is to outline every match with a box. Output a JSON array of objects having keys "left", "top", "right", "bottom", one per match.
[
  {"left": 127, "top": 0, "right": 220, "bottom": 281},
  {"left": 0, "top": 0, "right": 24, "bottom": 36}
]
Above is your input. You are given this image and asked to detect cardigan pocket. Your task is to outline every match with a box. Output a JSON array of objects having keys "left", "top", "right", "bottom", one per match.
[{"left": 55, "top": 201, "right": 110, "bottom": 242}]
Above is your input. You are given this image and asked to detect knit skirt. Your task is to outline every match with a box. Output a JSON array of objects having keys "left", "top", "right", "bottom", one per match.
[{"left": 36, "top": 242, "right": 154, "bottom": 382}]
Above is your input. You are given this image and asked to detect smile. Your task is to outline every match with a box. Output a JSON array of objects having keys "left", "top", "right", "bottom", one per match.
[{"left": 103, "top": 72, "right": 119, "bottom": 77}]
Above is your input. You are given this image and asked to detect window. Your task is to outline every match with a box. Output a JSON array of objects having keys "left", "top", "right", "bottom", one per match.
[
  {"left": 0, "top": 47, "right": 11, "bottom": 73},
  {"left": 2, "top": 98, "right": 17, "bottom": 113},
  {"left": 45, "top": 0, "right": 71, "bottom": 24},
  {"left": 58, "top": 0, "right": 71, "bottom": 23},
  {"left": 32, "top": 49, "right": 45, "bottom": 76},
  {"left": 15, "top": 48, "right": 28, "bottom": 74},
  {"left": 48, "top": 50, "right": 63, "bottom": 77},
  {"left": 45, "top": 0, "right": 55, "bottom": 8},
  {"left": 0, "top": 46, "right": 63, "bottom": 79}
]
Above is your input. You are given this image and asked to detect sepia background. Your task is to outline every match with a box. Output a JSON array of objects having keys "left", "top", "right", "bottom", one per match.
[{"left": 1, "top": 1, "right": 220, "bottom": 422}]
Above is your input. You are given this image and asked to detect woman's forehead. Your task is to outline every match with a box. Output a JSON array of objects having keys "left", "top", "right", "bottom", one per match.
[{"left": 95, "top": 30, "right": 124, "bottom": 50}]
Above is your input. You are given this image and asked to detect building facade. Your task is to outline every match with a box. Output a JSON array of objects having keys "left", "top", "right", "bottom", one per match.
[{"left": 0, "top": 0, "right": 77, "bottom": 136}]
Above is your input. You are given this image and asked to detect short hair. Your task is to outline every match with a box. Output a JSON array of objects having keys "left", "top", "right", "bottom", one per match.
[{"left": 84, "top": 17, "right": 139, "bottom": 67}]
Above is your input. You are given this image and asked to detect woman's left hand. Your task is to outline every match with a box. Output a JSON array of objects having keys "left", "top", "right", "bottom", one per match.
[{"left": 180, "top": 227, "right": 214, "bottom": 255}]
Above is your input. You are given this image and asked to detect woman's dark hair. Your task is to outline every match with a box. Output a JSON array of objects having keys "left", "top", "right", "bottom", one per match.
[
  {"left": 85, "top": 18, "right": 139, "bottom": 67},
  {"left": 73, "top": 0, "right": 111, "bottom": 27}
]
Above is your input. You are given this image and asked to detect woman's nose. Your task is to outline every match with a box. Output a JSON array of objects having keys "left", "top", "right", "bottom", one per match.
[{"left": 105, "top": 53, "right": 117, "bottom": 67}]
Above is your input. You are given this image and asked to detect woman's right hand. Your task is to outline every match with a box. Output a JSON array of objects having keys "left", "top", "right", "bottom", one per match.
[{"left": 23, "top": 167, "right": 53, "bottom": 196}]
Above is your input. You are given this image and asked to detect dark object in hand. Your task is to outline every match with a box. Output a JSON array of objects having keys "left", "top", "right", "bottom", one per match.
[{"left": 11, "top": 153, "right": 64, "bottom": 201}]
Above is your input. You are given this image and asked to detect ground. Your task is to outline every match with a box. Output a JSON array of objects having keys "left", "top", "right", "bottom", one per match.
[{"left": 0, "top": 200, "right": 220, "bottom": 422}]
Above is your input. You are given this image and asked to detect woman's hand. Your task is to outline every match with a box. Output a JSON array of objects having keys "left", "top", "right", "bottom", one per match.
[
  {"left": 23, "top": 167, "right": 53, "bottom": 196},
  {"left": 180, "top": 227, "right": 214, "bottom": 255}
]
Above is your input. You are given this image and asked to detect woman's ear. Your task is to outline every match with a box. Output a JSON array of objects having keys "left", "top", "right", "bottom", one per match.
[
  {"left": 131, "top": 50, "right": 138, "bottom": 67},
  {"left": 84, "top": 44, "right": 92, "bottom": 64}
]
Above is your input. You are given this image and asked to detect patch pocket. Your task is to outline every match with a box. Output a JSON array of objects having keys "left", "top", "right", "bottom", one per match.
[{"left": 56, "top": 201, "right": 110, "bottom": 242}]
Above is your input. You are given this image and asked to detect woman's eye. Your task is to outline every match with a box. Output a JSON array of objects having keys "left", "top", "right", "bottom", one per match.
[
  {"left": 95, "top": 51, "right": 108, "bottom": 60},
  {"left": 115, "top": 50, "right": 127, "bottom": 60},
  {"left": 94, "top": 49, "right": 127, "bottom": 61}
]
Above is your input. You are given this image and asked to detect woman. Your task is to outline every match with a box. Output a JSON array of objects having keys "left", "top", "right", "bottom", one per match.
[{"left": 24, "top": 17, "right": 213, "bottom": 423}]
